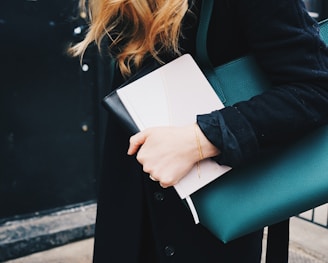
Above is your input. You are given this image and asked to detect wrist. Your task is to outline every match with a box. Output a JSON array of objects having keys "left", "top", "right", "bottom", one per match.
[{"left": 194, "top": 123, "right": 220, "bottom": 159}]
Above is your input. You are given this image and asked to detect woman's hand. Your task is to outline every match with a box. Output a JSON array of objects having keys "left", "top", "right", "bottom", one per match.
[{"left": 127, "top": 124, "right": 220, "bottom": 188}]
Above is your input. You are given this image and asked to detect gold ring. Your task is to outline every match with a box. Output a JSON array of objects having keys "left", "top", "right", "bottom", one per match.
[{"left": 149, "top": 175, "right": 157, "bottom": 181}]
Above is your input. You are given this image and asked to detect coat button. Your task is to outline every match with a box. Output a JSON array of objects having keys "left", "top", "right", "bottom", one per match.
[
  {"left": 154, "top": 191, "right": 164, "bottom": 201},
  {"left": 164, "top": 246, "right": 175, "bottom": 257}
]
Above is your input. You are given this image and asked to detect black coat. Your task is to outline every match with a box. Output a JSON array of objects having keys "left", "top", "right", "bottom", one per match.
[{"left": 93, "top": 0, "right": 328, "bottom": 262}]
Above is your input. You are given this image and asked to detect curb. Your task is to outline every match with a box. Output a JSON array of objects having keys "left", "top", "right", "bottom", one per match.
[{"left": 0, "top": 203, "right": 96, "bottom": 262}]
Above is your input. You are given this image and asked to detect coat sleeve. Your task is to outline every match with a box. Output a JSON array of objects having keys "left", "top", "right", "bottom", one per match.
[{"left": 197, "top": 0, "right": 328, "bottom": 167}]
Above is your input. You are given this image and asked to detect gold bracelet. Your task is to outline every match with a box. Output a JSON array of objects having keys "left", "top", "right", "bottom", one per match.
[
  {"left": 194, "top": 123, "right": 204, "bottom": 161},
  {"left": 194, "top": 123, "right": 204, "bottom": 178}
]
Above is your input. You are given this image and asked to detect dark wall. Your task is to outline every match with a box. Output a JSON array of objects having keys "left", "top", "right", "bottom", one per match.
[
  {"left": 0, "top": 0, "right": 111, "bottom": 220},
  {"left": 322, "top": 1, "right": 328, "bottom": 19}
]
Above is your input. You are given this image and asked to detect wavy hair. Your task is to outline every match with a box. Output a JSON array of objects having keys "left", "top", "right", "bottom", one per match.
[{"left": 68, "top": 0, "right": 190, "bottom": 77}]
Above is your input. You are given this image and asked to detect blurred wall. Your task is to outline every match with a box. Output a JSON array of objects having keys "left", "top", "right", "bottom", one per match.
[{"left": 0, "top": 0, "right": 111, "bottom": 221}]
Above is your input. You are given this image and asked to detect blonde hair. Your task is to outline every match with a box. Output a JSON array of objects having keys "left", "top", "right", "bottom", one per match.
[{"left": 69, "top": 0, "right": 190, "bottom": 77}]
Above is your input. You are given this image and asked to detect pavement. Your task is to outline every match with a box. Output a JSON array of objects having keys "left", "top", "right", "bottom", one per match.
[{"left": 2, "top": 202, "right": 328, "bottom": 263}]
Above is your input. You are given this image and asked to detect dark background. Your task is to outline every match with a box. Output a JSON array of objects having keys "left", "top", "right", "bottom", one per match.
[
  {"left": 0, "top": 0, "right": 112, "bottom": 221},
  {"left": 0, "top": 0, "right": 327, "bottom": 222}
]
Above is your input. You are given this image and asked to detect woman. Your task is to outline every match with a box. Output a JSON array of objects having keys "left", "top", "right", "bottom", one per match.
[{"left": 70, "top": 0, "right": 328, "bottom": 262}]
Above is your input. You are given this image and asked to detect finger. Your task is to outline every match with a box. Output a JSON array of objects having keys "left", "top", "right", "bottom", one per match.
[
  {"left": 159, "top": 182, "right": 170, "bottom": 188},
  {"left": 158, "top": 177, "right": 177, "bottom": 188},
  {"left": 127, "top": 131, "right": 147, "bottom": 155}
]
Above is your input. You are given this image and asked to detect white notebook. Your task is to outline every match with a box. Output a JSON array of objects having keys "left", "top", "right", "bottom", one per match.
[{"left": 116, "top": 54, "right": 232, "bottom": 222}]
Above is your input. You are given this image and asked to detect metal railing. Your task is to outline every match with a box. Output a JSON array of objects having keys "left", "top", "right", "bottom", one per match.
[{"left": 297, "top": 203, "right": 328, "bottom": 229}]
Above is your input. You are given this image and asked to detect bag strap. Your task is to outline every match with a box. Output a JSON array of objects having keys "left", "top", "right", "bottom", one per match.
[
  {"left": 196, "top": 1, "right": 289, "bottom": 262},
  {"left": 196, "top": 0, "right": 226, "bottom": 103}
]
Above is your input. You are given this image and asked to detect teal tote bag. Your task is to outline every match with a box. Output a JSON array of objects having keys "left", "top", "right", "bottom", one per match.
[{"left": 191, "top": 0, "right": 328, "bottom": 243}]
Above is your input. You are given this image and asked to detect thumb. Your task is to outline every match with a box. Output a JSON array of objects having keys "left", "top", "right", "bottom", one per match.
[{"left": 127, "top": 131, "right": 147, "bottom": 155}]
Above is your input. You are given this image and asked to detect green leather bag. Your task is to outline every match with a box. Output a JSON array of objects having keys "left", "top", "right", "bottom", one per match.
[{"left": 191, "top": 0, "right": 328, "bottom": 243}]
